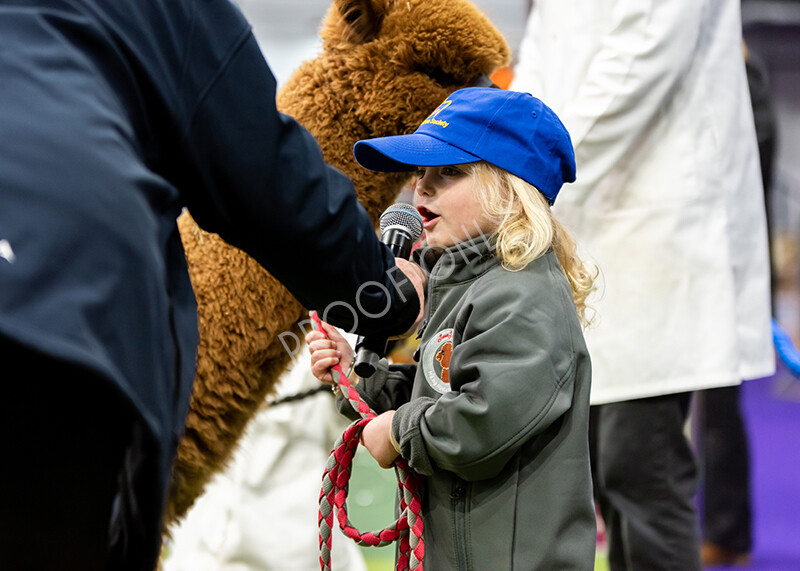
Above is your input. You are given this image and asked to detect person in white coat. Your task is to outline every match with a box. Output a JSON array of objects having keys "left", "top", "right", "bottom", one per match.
[{"left": 511, "top": 1, "right": 774, "bottom": 569}]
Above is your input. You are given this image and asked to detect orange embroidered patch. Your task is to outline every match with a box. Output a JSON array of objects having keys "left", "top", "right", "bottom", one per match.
[{"left": 422, "top": 328, "right": 454, "bottom": 394}]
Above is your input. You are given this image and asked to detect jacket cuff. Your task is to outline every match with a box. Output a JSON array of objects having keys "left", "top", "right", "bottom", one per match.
[
  {"left": 392, "top": 397, "right": 437, "bottom": 476},
  {"left": 322, "top": 264, "right": 420, "bottom": 337},
  {"left": 389, "top": 423, "right": 402, "bottom": 454}
]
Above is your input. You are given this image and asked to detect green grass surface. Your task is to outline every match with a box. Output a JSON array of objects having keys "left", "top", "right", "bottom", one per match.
[
  {"left": 348, "top": 448, "right": 398, "bottom": 569},
  {"left": 349, "top": 448, "right": 610, "bottom": 571},
  {"left": 361, "top": 554, "right": 609, "bottom": 570},
  {"left": 360, "top": 549, "right": 610, "bottom": 570}
]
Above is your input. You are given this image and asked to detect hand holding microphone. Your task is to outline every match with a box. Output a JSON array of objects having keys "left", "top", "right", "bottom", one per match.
[
  {"left": 307, "top": 204, "right": 424, "bottom": 384},
  {"left": 393, "top": 258, "right": 426, "bottom": 338},
  {"left": 354, "top": 203, "right": 424, "bottom": 377}
]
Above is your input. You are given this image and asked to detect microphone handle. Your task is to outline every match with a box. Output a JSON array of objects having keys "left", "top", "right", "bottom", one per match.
[
  {"left": 382, "top": 226, "right": 415, "bottom": 258},
  {"left": 353, "top": 227, "right": 416, "bottom": 378},
  {"left": 354, "top": 336, "right": 388, "bottom": 378}
]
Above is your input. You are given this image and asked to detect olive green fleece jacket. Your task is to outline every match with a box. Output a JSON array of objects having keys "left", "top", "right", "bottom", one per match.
[{"left": 337, "top": 235, "right": 596, "bottom": 570}]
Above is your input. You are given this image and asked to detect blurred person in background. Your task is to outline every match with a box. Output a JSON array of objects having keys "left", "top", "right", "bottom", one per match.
[
  {"left": 699, "top": 40, "right": 777, "bottom": 568},
  {"left": 512, "top": 1, "right": 774, "bottom": 569}
]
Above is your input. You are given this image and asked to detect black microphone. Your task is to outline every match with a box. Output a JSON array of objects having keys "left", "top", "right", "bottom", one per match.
[{"left": 353, "top": 203, "right": 424, "bottom": 378}]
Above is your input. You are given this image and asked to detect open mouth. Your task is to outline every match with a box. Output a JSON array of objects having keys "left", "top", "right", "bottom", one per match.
[{"left": 417, "top": 205, "right": 441, "bottom": 228}]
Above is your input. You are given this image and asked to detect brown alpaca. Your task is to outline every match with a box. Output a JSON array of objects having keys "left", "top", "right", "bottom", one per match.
[{"left": 165, "top": 0, "right": 509, "bottom": 530}]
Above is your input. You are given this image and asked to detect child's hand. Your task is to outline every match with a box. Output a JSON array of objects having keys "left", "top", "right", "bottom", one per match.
[
  {"left": 306, "top": 321, "right": 354, "bottom": 385},
  {"left": 361, "top": 410, "right": 400, "bottom": 469}
]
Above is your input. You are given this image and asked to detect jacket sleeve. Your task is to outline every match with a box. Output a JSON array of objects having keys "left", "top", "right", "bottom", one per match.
[
  {"left": 392, "top": 269, "right": 581, "bottom": 480},
  {"left": 516, "top": 0, "right": 704, "bottom": 204},
  {"left": 175, "top": 30, "right": 418, "bottom": 337}
]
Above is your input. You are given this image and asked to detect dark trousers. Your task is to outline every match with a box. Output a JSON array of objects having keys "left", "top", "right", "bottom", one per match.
[
  {"left": 0, "top": 338, "right": 161, "bottom": 570},
  {"left": 700, "top": 385, "right": 753, "bottom": 553},
  {"left": 590, "top": 393, "right": 702, "bottom": 571}
]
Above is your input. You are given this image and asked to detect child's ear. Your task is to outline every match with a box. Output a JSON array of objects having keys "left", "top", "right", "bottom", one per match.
[{"left": 331, "top": 0, "right": 392, "bottom": 44}]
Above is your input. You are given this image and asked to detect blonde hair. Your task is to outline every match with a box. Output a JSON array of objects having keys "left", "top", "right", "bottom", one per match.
[{"left": 465, "top": 162, "right": 596, "bottom": 326}]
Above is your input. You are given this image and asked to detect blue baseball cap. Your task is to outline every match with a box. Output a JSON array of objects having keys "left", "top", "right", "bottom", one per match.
[{"left": 353, "top": 87, "right": 576, "bottom": 204}]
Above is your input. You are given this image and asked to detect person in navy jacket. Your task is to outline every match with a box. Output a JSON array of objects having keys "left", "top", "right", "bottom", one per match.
[{"left": 0, "top": 0, "right": 423, "bottom": 568}]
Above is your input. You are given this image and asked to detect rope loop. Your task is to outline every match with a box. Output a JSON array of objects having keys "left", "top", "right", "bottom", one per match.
[{"left": 312, "top": 312, "right": 425, "bottom": 571}]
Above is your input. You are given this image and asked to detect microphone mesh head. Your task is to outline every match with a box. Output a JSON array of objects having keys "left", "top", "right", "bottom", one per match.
[{"left": 380, "top": 203, "right": 424, "bottom": 243}]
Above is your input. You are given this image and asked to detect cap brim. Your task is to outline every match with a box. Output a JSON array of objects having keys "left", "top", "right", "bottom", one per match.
[{"left": 353, "top": 133, "right": 481, "bottom": 173}]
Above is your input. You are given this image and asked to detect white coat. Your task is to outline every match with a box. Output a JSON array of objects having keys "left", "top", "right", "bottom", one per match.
[{"left": 512, "top": 0, "right": 774, "bottom": 404}]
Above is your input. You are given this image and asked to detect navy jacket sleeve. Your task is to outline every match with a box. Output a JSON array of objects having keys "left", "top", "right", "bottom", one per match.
[{"left": 173, "top": 17, "right": 418, "bottom": 336}]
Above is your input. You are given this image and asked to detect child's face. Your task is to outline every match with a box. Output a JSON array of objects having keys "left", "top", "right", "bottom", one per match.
[{"left": 413, "top": 165, "right": 496, "bottom": 249}]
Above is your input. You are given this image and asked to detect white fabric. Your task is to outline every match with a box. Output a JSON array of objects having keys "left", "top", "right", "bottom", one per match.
[
  {"left": 162, "top": 352, "right": 367, "bottom": 571},
  {"left": 512, "top": 0, "right": 774, "bottom": 404}
]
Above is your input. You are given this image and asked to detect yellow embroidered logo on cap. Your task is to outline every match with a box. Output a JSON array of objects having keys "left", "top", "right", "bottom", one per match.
[{"left": 422, "top": 100, "right": 452, "bottom": 128}]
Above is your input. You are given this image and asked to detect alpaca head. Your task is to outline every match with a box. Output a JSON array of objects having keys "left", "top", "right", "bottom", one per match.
[{"left": 276, "top": 0, "right": 509, "bottom": 223}]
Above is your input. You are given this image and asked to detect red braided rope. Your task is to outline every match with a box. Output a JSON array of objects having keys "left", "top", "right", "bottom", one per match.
[{"left": 312, "top": 312, "right": 425, "bottom": 571}]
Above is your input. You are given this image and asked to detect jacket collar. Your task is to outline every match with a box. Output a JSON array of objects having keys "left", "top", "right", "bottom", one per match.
[{"left": 413, "top": 233, "right": 499, "bottom": 285}]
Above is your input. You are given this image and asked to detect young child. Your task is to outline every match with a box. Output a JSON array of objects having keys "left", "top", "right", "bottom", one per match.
[{"left": 307, "top": 87, "right": 597, "bottom": 570}]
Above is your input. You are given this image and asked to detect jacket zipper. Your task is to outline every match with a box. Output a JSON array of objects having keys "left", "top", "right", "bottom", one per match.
[
  {"left": 451, "top": 480, "right": 469, "bottom": 569},
  {"left": 412, "top": 318, "right": 428, "bottom": 362}
]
